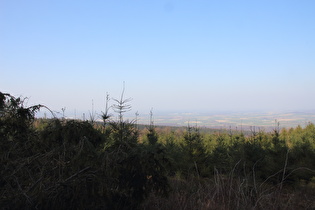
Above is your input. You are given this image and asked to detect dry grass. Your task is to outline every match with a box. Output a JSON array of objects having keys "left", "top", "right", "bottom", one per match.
[{"left": 141, "top": 174, "right": 315, "bottom": 210}]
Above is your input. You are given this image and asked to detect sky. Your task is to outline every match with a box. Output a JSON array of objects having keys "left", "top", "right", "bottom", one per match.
[{"left": 1, "top": 0, "right": 315, "bottom": 118}]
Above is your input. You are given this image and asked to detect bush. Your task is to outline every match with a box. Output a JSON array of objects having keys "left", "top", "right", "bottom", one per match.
[{"left": 0, "top": 92, "right": 170, "bottom": 209}]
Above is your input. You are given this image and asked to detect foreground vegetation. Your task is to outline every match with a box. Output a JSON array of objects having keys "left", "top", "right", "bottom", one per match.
[{"left": 1, "top": 92, "right": 314, "bottom": 209}]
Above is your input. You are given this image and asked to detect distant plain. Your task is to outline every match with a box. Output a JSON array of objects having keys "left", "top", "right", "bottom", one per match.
[{"left": 133, "top": 110, "right": 315, "bottom": 130}]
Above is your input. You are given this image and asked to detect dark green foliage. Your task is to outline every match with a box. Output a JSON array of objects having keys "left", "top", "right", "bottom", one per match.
[
  {"left": 209, "top": 134, "right": 231, "bottom": 172},
  {"left": 1, "top": 118, "right": 106, "bottom": 209},
  {"left": 287, "top": 125, "right": 315, "bottom": 183},
  {"left": 104, "top": 141, "right": 169, "bottom": 209},
  {"left": 146, "top": 109, "right": 159, "bottom": 145},
  {"left": 40, "top": 119, "right": 104, "bottom": 148},
  {"left": 147, "top": 126, "right": 159, "bottom": 145},
  {"left": 0, "top": 92, "right": 170, "bottom": 209},
  {"left": 1, "top": 91, "right": 315, "bottom": 209},
  {"left": 103, "top": 120, "right": 168, "bottom": 209},
  {"left": 182, "top": 125, "right": 207, "bottom": 177},
  {"left": 0, "top": 92, "right": 41, "bottom": 140},
  {"left": 164, "top": 131, "right": 184, "bottom": 176}
]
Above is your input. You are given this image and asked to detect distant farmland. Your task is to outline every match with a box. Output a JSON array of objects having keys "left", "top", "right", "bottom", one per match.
[{"left": 131, "top": 111, "right": 315, "bottom": 130}]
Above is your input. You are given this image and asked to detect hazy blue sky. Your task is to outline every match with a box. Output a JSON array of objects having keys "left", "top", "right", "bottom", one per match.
[{"left": 1, "top": 0, "right": 315, "bottom": 117}]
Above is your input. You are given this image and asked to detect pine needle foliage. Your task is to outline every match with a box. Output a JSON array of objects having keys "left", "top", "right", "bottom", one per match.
[
  {"left": 0, "top": 92, "right": 170, "bottom": 209},
  {"left": 1, "top": 91, "right": 315, "bottom": 209}
]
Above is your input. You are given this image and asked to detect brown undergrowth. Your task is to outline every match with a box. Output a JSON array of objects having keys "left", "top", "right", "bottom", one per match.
[{"left": 141, "top": 175, "right": 315, "bottom": 210}]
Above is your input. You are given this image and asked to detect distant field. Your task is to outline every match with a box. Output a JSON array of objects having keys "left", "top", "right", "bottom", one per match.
[
  {"left": 38, "top": 110, "right": 315, "bottom": 131},
  {"left": 133, "top": 111, "right": 315, "bottom": 130}
]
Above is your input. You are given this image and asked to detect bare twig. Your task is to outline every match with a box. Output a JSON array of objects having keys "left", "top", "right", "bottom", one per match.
[
  {"left": 279, "top": 149, "right": 290, "bottom": 190},
  {"left": 64, "top": 166, "right": 91, "bottom": 183}
]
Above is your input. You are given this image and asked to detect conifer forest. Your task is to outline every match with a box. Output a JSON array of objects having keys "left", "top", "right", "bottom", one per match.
[{"left": 1, "top": 92, "right": 314, "bottom": 209}]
